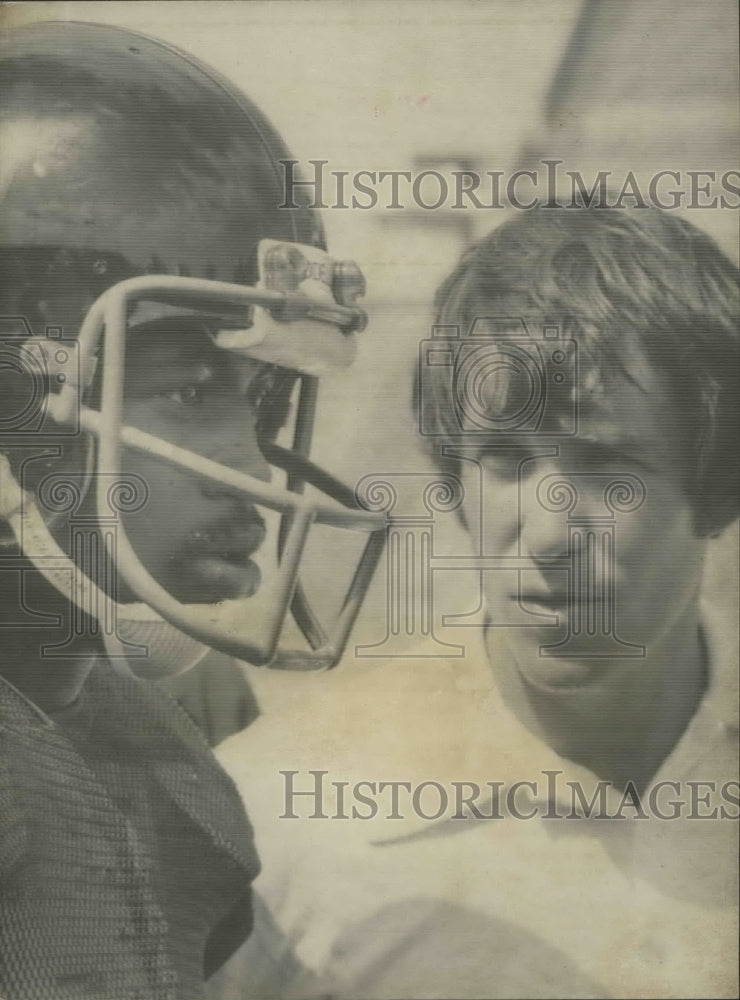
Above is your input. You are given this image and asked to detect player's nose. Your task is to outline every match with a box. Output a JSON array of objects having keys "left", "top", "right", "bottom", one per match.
[{"left": 206, "top": 422, "right": 272, "bottom": 485}]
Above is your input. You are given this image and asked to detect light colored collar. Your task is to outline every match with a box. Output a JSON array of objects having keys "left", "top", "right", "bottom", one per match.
[
  {"left": 218, "top": 604, "right": 738, "bottom": 846},
  {"left": 652, "top": 601, "right": 739, "bottom": 784}
]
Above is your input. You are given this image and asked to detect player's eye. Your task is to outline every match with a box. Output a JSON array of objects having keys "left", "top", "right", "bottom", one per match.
[
  {"left": 247, "top": 370, "right": 279, "bottom": 410},
  {"left": 160, "top": 384, "right": 204, "bottom": 405}
]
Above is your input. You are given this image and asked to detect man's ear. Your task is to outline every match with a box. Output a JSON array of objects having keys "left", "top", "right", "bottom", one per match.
[
  {"left": 705, "top": 516, "right": 739, "bottom": 540},
  {"left": 6, "top": 440, "right": 91, "bottom": 496},
  {"left": 695, "top": 496, "right": 739, "bottom": 540},
  {"left": 432, "top": 447, "right": 469, "bottom": 531}
]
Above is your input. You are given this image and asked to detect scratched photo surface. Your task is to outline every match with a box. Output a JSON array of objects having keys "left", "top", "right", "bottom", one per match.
[{"left": 0, "top": 3, "right": 737, "bottom": 999}]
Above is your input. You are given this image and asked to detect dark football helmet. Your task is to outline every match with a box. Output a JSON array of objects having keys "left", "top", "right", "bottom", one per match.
[{"left": 0, "top": 21, "right": 385, "bottom": 673}]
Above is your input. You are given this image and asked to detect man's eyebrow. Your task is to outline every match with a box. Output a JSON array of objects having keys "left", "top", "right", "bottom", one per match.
[
  {"left": 151, "top": 359, "right": 216, "bottom": 383},
  {"left": 187, "top": 362, "right": 216, "bottom": 382},
  {"left": 124, "top": 355, "right": 218, "bottom": 396},
  {"left": 578, "top": 430, "right": 635, "bottom": 446},
  {"left": 575, "top": 432, "right": 651, "bottom": 461}
]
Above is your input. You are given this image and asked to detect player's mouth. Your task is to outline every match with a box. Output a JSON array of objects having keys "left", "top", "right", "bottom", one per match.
[
  {"left": 515, "top": 589, "right": 570, "bottom": 615},
  {"left": 187, "top": 516, "right": 267, "bottom": 599}
]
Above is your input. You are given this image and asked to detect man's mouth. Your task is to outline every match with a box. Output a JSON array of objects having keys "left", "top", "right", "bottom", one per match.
[
  {"left": 514, "top": 590, "right": 569, "bottom": 614},
  {"left": 186, "top": 517, "right": 267, "bottom": 599},
  {"left": 514, "top": 589, "right": 615, "bottom": 616}
]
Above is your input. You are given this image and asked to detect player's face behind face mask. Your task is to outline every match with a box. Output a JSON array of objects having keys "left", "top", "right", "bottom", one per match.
[
  {"left": 0, "top": 22, "right": 385, "bottom": 676},
  {"left": 109, "top": 320, "right": 276, "bottom": 608},
  {"left": 20, "top": 306, "right": 384, "bottom": 679}
]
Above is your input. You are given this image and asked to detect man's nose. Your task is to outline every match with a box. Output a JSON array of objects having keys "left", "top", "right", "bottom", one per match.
[
  {"left": 519, "top": 465, "right": 619, "bottom": 563},
  {"left": 206, "top": 423, "right": 272, "bottom": 485},
  {"left": 517, "top": 463, "right": 570, "bottom": 562}
]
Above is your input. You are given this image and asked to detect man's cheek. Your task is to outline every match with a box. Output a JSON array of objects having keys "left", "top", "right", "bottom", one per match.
[
  {"left": 121, "top": 453, "right": 180, "bottom": 504},
  {"left": 612, "top": 509, "right": 668, "bottom": 575}
]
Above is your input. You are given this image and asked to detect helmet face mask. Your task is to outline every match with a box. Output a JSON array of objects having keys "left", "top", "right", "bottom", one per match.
[
  {"left": 0, "top": 23, "right": 385, "bottom": 674},
  {"left": 2, "top": 243, "right": 385, "bottom": 674}
]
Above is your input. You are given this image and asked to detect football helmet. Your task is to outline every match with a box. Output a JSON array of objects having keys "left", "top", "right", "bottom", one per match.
[{"left": 0, "top": 21, "right": 385, "bottom": 674}]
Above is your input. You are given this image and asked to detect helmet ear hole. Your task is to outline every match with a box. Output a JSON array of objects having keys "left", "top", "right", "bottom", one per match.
[
  {"left": 3, "top": 433, "right": 96, "bottom": 529},
  {"left": 0, "top": 327, "right": 95, "bottom": 519}
]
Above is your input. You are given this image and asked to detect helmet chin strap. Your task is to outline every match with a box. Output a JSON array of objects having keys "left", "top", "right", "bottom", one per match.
[
  {"left": 103, "top": 617, "right": 210, "bottom": 680},
  {"left": 0, "top": 453, "right": 209, "bottom": 680}
]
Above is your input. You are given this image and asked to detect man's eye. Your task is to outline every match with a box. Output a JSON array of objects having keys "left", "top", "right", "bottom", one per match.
[
  {"left": 577, "top": 444, "right": 630, "bottom": 471},
  {"left": 247, "top": 372, "right": 278, "bottom": 410},
  {"left": 478, "top": 448, "right": 530, "bottom": 477},
  {"left": 160, "top": 385, "right": 204, "bottom": 405}
]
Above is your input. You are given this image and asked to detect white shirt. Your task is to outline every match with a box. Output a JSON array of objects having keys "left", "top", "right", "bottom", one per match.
[{"left": 211, "top": 609, "right": 739, "bottom": 999}]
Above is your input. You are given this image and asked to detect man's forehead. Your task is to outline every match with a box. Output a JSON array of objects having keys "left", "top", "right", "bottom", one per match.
[
  {"left": 571, "top": 363, "right": 680, "bottom": 455},
  {"left": 124, "top": 319, "right": 269, "bottom": 384}
]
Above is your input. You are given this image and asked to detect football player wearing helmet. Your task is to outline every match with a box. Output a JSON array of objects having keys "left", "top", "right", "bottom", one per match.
[{"left": 0, "top": 20, "right": 383, "bottom": 1000}]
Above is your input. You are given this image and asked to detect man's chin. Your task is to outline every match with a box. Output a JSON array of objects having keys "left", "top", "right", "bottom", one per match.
[
  {"left": 516, "top": 655, "right": 605, "bottom": 692},
  {"left": 503, "top": 632, "right": 612, "bottom": 692}
]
